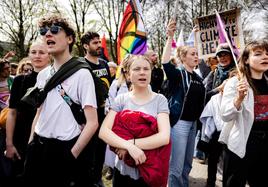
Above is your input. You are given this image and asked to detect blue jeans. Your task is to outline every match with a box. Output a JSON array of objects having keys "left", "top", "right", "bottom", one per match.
[{"left": 168, "top": 120, "right": 197, "bottom": 187}]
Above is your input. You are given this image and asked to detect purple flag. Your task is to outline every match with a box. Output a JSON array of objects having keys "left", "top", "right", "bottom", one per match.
[{"left": 216, "top": 12, "right": 239, "bottom": 57}]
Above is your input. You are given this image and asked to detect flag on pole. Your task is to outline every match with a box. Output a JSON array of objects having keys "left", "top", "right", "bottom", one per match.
[
  {"left": 117, "top": 0, "right": 147, "bottom": 64},
  {"left": 176, "top": 28, "right": 185, "bottom": 47},
  {"left": 215, "top": 11, "right": 240, "bottom": 57},
  {"left": 172, "top": 39, "right": 177, "bottom": 48},
  {"left": 171, "top": 39, "right": 177, "bottom": 56},
  {"left": 185, "top": 30, "right": 195, "bottom": 47},
  {"left": 101, "top": 34, "right": 110, "bottom": 62}
]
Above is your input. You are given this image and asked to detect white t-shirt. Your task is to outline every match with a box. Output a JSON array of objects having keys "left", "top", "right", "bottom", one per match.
[{"left": 34, "top": 65, "right": 97, "bottom": 140}]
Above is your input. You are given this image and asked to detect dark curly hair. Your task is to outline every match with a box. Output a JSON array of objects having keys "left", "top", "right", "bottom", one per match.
[
  {"left": 0, "top": 59, "right": 10, "bottom": 72},
  {"left": 81, "top": 31, "right": 100, "bottom": 53},
  {"left": 38, "top": 14, "right": 76, "bottom": 52}
]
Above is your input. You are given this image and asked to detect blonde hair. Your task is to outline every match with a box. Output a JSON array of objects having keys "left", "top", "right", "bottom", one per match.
[
  {"left": 121, "top": 54, "right": 152, "bottom": 74},
  {"left": 29, "top": 39, "right": 52, "bottom": 64},
  {"left": 118, "top": 54, "right": 152, "bottom": 88},
  {"left": 176, "top": 45, "right": 193, "bottom": 63},
  {"left": 17, "top": 57, "right": 33, "bottom": 75}
]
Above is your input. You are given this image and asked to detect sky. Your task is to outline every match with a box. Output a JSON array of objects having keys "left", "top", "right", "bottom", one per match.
[
  {"left": 1, "top": 1, "right": 267, "bottom": 44},
  {"left": 0, "top": 0, "right": 103, "bottom": 42}
]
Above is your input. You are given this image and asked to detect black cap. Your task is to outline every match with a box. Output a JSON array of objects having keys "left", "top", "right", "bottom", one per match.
[{"left": 216, "top": 43, "right": 231, "bottom": 56}]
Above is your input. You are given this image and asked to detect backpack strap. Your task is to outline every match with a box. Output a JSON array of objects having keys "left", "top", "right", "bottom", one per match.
[
  {"left": 32, "top": 57, "right": 90, "bottom": 108},
  {"left": 44, "top": 57, "right": 90, "bottom": 92},
  {"left": 57, "top": 84, "right": 86, "bottom": 125}
]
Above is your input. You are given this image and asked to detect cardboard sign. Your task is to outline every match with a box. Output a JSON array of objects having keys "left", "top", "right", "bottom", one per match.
[{"left": 194, "top": 9, "right": 244, "bottom": 59}]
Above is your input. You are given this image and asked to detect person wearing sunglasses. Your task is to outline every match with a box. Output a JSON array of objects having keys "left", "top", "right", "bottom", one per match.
[
  {"left": 23, "top": 14, "right": 98, "bottom": 187},
  {"left": 22, "top": 67, "right": 33, "bottom": 75},
  {"left": 39, "top": 25, "right": 62, "bottom": 36}
]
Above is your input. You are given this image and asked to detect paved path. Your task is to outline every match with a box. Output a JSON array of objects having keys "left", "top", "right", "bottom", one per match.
[
  {"left": 189, "top": 159, "right": 221, "bottom": 187},
  {"left": 103, "top": 158, "right": 252, "bottom": 187},
  {"left": 103, "top": 159, "right": 222, "bottom": 187}
]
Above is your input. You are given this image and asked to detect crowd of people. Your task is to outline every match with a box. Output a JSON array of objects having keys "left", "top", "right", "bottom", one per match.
[{"left": 0, "top": 13, "right": 267, "bottom": 187}]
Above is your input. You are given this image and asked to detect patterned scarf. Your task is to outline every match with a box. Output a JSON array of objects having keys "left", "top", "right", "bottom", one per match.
[{"left": 213, "top": 63, "right": 235, "bottom": 88}]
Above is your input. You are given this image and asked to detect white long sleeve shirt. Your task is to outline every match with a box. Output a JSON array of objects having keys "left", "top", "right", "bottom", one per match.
[{"left": 219, "top": 76, "right": 254, "bottom": 158}]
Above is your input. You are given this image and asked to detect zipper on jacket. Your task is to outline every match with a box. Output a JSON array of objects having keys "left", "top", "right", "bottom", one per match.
[{"left": 178, "top": 69, "right": 191, "bottom": 121}]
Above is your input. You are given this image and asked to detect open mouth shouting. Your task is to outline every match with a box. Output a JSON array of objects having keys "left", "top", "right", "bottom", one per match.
[{"left": 47, "top": 40, "right": 56, "bottom": 46}]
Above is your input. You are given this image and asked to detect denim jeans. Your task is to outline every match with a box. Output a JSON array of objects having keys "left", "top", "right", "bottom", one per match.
[{"left": 168, "top": 120, "right": 197, "bottom": 187}]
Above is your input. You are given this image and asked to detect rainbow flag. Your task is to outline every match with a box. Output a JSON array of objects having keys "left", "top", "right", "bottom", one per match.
[{"left": 117, "top": 0, "right": 147, "bottom": 64}]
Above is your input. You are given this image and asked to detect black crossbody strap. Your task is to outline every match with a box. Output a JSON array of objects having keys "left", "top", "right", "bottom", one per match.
[
  {"left": 44, "top": 57, "right": 90, "bottom": 92},
  {"left": 58, "top": 84, "right": 86, "bottom": 125}
]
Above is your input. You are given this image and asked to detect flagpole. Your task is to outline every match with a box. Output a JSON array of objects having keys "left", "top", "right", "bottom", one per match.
[
  {"left": 215, "top": 10, "right": 242, "bottom": 78},
  {"left": 174, "top": 0, "right": 179, "bottom": 21}
]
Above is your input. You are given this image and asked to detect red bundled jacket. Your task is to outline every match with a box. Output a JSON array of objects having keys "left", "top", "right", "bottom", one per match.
[{"left": 111, "top": 110, "right": 171, "bottom": 187}]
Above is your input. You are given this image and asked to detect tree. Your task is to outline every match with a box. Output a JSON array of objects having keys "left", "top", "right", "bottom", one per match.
[
  {"left": 93, "top": 0, "right": 126, "bottom": 63},
  {"left": 68, "top": 0, "right": 95, "bottom": 56},
  {"left": 0, "top": 0, "right": 48, "bottom": 59},
  {"left": 49, "top": 0, "right": 97, "bottom": 56}
]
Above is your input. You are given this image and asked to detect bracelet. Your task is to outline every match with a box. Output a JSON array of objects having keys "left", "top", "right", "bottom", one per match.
[{"left": 133, "top": 138, "right": 135, "bottom": 145}]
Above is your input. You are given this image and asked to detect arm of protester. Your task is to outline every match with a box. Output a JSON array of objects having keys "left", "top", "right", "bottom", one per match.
[
  {"left": 115, "top": 148, "right": 128, "bottom": 160},
  {"left": 220, "top": 77, "right": 248, "bottom": 122},
  {"left": 162, "top": 19, "right": 176, "bottom": 64},
  {"left": 193, "top": 25, "right": 199, "bottom": 32},
  {"left": 99, "top": 110, "right": 146, "bottom": 165},
  {"left": 5, "top": 108, "right": 21, "bottom": 160},
  {"left": 28, "top": 107, "right": 41, "bottom": 143},
  {"left": 3, "top": 51, "right": 15, "bottom": 60},
  {"left": 233, "top": 78, "right": 248, "bottom": 110},
  {"left": 71, "top": 105, "right": 98, "bottom": 158}
]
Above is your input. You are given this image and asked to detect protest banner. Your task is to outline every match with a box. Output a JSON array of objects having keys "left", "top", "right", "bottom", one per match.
[{"left": 194, "top": 8, "right": 244, "bottom": 59}]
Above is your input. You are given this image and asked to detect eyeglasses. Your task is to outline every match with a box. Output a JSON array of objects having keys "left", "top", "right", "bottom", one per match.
[
  {"left": 39, "top": 25, "right": 62, "bottom": 36},
  {"left": 23, "top": 68, "right": 33, "bottom": 73},
  {"left": 217, "top": 52, "right": 229, "bottom": 58}
]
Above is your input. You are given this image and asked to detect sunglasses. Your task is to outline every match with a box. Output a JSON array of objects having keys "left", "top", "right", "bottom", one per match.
[
  {"left": 23, "top": 68, "right": 33, "bottom": 73},
  {"left": 217, "top": 52, "right": 230, "bottom": 58},
  {"left": 39, "top": 25, "right": 62, "bottom": 36}
]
